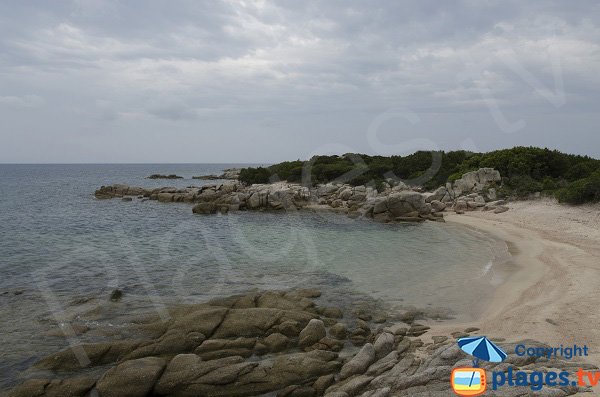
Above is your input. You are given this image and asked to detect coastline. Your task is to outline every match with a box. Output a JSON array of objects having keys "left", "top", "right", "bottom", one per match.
[
  {"left": 433, "top": 199, "right": 600, "bottom": 365},
  {"left": 5, "top": 193, "right": 599, "bottom": 396}
]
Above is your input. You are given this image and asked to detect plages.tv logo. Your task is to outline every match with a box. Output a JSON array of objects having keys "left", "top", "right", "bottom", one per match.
[{"left": 451, "top": 336, "right": 507, "bottom": 396}]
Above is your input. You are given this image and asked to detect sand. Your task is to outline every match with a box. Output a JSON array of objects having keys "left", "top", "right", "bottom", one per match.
[{"left": 429, "top": 199, "right": 600, "bottom": 364}]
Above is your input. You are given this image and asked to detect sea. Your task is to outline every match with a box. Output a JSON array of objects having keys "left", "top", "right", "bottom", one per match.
[{"left": 0, "top": 164, "right": 511, "bottom": 390}]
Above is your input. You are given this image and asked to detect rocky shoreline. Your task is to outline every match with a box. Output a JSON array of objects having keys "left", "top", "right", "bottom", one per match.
[
  {"left": 95, "top": 168, "right": 510, "bottom": 223},
  {"left": 9, "top": 168, "right": 583, "bottom": 396},
  {"left": 9, "top": 289, "right": 591, "bottom": 396}
]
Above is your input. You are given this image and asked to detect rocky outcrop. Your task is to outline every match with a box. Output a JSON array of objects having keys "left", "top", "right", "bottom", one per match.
[
  {"left": 95, "top": 168, "right": 508, "bottom": 222},
  {"left": 420, "top": 168, "right": 510, "bottom": 215},
  {"left": 9, "top": 289, "right": 589, "bottom": 397},
  {"left": 193, "top": 168, "right": 242, "bottom": 180},
  {"left": 94, "top": 181, "right": 442, "bottom": 223}
]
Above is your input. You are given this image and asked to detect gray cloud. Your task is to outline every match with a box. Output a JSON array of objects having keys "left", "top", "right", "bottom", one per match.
[{"left": 1, "top": 0, "right": 599, "bottom": 163}]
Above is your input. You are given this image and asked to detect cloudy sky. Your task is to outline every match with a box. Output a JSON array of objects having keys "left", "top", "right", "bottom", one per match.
[{"left": 1, "top": 0, "right": 599, "bottom": 163}]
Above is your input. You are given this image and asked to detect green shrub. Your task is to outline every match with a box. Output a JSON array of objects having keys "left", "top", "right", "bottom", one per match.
[
  {"left": 555, "top": 171, "right": 600, "bottom": 204},
  {"left": 239, "top": 167, "right": 271, "bottom": 184}
]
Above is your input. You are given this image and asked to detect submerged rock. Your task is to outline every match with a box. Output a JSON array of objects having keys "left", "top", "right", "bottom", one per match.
[
  {"left": 146, "top": 174, "right": 183, "bottom": 179},
  {"left": 109, "top": 289, "right": 123, "bottom": 302}
]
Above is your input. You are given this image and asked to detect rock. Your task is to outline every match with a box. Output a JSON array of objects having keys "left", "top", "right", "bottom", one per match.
[
  {"left": 8, "top": 377, "right": 97, "bottom": 397},
  {"left": 429, "top": 200, "right": 446, "bottom": 212},
  {"left": 407, "top": 324, "right": 430, "bottom": 336},
  {"left": 192, "top": 202, "right": 217, "bottom": 214},
  {"left": 452, "top": 168, "right": 500, "bottom": 196},
  {"left": 339, "top": 188, "right": 353, "bottom": 201},
  {"left": 299, "top": 319, "right": 327, "bottom": 348},
  {"left": 146, "top": 174, "right": 183, "bottom": 179},
  {"left": 307, "top": 337, "right": 344, "bottom": 352},
  {"left": 34, "top": 340, "right": 140, "bottom": 371},
  {"left": 383, "top": 324, "right": 407, "bottom": 336},
  {"left": 121, "top": 197, "right": 133, "bottom": 202},
  {"left": 494, "top": 205, "right": 509, "bottom": 214},
  {"left": 192, "top": 174, "right": 220, "bottom": 180},
  {"left": 157, "top": 192, "right": 174, "bottom": 202},
  {"left": 330, "top": 323, "right": 348, "bottom": 340},
  {"left": 278, "top": 385, "right": 316, "bottom": 397},
  {"left": 109, "top": 289, "right": 123, "bottom": 302},
  {"left": 194, "top": 337, "right": 256, "bottom": 359},
  {"left": 276, "top": 320, "right": 303, "bottom": 337},
  {"left": 432, "top": 336, "right": 449, "bottom": 344},
  {"left": 373, "top": 332, "right": 394, "bottom": 359},
  {"left": 396, "top": 338, "right": 411, "bottom": 354},
  {"left": 426, "top": 186, "right": 448, "bottom": 202},
  {"left": 386, "top": 192, "right": 426, "bottom": 217},
  {"left": 359, "top": 387, "right": 391, "bottom": 397},
  {"left": 339, "top": 343, "right": 376, "bottom": 379},
  {"left": 319, "top": 306, "right": 343, "bottom": 319},
  {"left": 366, "top": 351, "right": 399, "bottom": 376},
  {"left": 212, "top": 307, "right": 313, "bottom": 339},
  {"left": 313, "top": 374, "right": 336, "bottom": 395},
  {"left": 264, "top": 333, "right": 289, "bottom": 353},
  {"left": 158, "top": 350, "right": 340, "bottom": 396},
  {"left": 327, "top": 374, "right": 374, "bottom": 396},
  {"left": 154, "top": 354, "right": 257, "bottom": 396},
  {"left": 220, "top": 168, "right": 241, "bottom": 179},
  {"left": 96, "top": 357, "right": 166, "bottom": 397},
  {"left": 247, "top": 191, "right": 269, "bottom": 209},
  {"left": 454, "top": 201, "right": 467, "bottom": 212},
  {"left": 169, "top": 306, "right": 229, "bottom": 336}
]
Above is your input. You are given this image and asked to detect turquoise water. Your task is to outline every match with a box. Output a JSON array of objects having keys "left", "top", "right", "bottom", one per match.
[{"left": 0, "top": 164, "right": 509, "bottom": 390}]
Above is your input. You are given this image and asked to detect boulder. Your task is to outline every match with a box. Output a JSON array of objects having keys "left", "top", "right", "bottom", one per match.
[
  {"left": 429, "top": 200, "right": 446, "bottom": 212},
  {"left": 96, "top": 357, "right": 166, "bottom": 397},
  {"left": 299, "top": 319, "right": 327, "bottom": 348},
  {"left": 451, "top": 168, "right": 501, "bottom": 197},
  {"left": 157, "top": 193, "right": 174, "bottom": 203},
  {"left": 426, "top": 186, "right": 448, "bottom": 203},
  {"left": 264, "top": 333, "right": 289, "bottom": 352},
  {"left": 247, "top": 191, "right": 269, "bottom": 209},
  {"left": 192, "top": 202, "right": 217, "bottom": 214},
  {"left": 329, "top": 323, "right": 348, "bottom": 340},
  {"left": 373, "top": 332, "right": 394, "bottom": 359},
  {"left": 454, "top": 201, "right": 467, "bottom": 213},
  {"left": 339, "top": 343, "right": 376, "bottom": 379}
]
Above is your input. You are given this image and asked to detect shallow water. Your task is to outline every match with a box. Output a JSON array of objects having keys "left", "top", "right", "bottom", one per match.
[{"left": 0, "top": 164, "right": 509, "bottom": 390}]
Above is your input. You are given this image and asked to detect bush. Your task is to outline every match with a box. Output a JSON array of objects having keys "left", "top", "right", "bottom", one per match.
[
  {"left": 239, "top": 167, "right": 271, "bottom": 184},
  {"left": 502, "top": 175, "right": 543, "bottom": 198},
  {"left": 555, "top": 171, "right": 600, "bottom": 204}
]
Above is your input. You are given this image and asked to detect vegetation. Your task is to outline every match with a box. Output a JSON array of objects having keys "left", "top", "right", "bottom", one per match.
[{"left": 239, "top": 147, "right": 600, "bottom": 204}]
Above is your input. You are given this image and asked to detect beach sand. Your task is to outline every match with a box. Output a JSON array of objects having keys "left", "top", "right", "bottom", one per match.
[{"left": 430, "top": 199, "right": 600, "bottom": 365}]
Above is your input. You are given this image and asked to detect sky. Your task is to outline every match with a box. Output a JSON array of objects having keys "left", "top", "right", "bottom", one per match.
[{"left": 1, "top": 0, "right": 599, "bottom": 163}]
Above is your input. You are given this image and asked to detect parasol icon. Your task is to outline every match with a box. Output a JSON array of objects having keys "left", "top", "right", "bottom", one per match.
[{"left": 458, "top": 336, "right": 507, "bottom": 367}]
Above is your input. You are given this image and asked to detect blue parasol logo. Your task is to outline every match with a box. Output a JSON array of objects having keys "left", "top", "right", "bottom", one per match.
[{"left": 458, "top": 336, "right": 507, "bottom": 367}]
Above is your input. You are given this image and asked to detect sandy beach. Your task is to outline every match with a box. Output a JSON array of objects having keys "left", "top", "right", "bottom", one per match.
[{"left": 436, "top": 199, "right": 600, "bottom": 365}]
